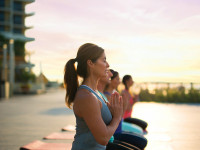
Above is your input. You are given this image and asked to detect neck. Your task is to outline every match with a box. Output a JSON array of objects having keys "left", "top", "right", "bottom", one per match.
[
  {"left": 126, "top": 85, "right": 130, "bottom": 90},
  {"left": 97, "top": 81, "right": 106, "bottom": 93},
  {"left": 82, "top": 75, "right": 99, "bottom": 91},
  {"left": 106, "top": 85, "right": 115, "bottom": 93}
]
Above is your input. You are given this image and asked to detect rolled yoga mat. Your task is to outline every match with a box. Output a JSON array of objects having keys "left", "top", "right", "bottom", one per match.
[
  {"left": 124, "top": 117, "right": 148, "bottom": 130},
  {"left": 122, "top": 122, "right": 143, "bottom": 135}
]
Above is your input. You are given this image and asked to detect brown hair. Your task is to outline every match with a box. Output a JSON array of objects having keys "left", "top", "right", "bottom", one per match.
[
  {"left": 122, "top": 75, "right": 132, "bottom": 90},
  {"left": 110, "top": 69, "right": 118, "bottom": 80},
  {"left": 64, "top": 43, "right": 104, "bottom": 108},
  {"left": 104, "top": 69, "right": 118, "bottom": 92}
]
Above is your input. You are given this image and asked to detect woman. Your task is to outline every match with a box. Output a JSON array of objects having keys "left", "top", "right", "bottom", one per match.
[
  {"left": 64, "top": 43, "right": 124, "bottom": 150},
  {"left": 98, "top": 70, "right": 147, "bottom": 150},
  {"left": 104, "top": 70, "right": 143, "bottom": 135},
  {"left": 122, "top": 75, "right": 148, "bottom": 132}
]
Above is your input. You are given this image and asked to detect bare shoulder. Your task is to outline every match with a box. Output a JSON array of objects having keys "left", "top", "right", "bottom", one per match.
[
  {"left": 121, "top": 89, "right": 126, "bottom": 93},
  {"left": 122, "top": 89, "right": 129, "bottom": 93},
  {"left": 121, "top": 90, "right": 126, "bottom": 95},
  {"left": 73, "top": 89, "right": 101, "bottom": 117},
  {"left": 121, "top": 90, "right": 130, "bottom": 97}
]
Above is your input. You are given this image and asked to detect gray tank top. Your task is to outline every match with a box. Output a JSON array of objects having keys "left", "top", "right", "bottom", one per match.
[{"left": 71, "top": 85, "right": 112, "bottom": 150}]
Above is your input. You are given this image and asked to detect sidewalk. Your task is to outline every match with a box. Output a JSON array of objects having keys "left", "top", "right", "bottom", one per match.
[{"left": 0, "top": 89, "right": 75, "bottom": 150}]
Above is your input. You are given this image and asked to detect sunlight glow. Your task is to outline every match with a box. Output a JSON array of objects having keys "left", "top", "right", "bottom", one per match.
[{"left": 25, "top": 0, "right": 200, "bottom": 83}]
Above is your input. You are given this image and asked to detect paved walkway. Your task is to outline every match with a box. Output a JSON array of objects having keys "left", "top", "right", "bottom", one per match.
[
  {"left": 0, "top": 89, "right": 200, "bottom": 150},
  {"left": 0, "top": 89, "right": 75, "bottom": 150}
]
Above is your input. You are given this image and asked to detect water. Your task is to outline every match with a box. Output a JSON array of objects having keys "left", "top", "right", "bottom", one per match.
[{"left": 132, "top": 102, "right": 200, "bottom": 150}]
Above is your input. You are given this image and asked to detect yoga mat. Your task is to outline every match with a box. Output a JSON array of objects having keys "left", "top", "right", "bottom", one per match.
[
  {"left": 62, "top": 125, "right": 76, "bottom": 132},
  {"left": 122, "top": 122, "right": 143, "bottom": 135},
  {"left": 43, "top": 132, "right": 75, "bottom": 140},
  {"left": 20, "top": 140, "right": 72, "bottom": 150}
]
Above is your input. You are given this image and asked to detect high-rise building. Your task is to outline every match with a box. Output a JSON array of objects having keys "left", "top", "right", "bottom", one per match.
[
  {"left": 0, "top": 0, "right": 35, "bottom": 97},
  {"left": 0, "top": 0, "right": 35, "bottom": 41}
]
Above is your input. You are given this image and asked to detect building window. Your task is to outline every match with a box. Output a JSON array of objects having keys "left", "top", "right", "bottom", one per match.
[
  {"left": 0, "top": 0, "right": 5, "bottom": 7},
  {"left": 14, "top": 15, "right": 22, "bottom": 24},
  {"left": 0, "top": 25, "right": 4, "bottom": 31},
  {"left": 0, "top": 13, "right": 4, "bottom": 21},
  {"left": 13, "top": 28, "right": 22, "bottom": 34},
  {"left": 14, "top": 2, "right": 23, "bottom": 11}
]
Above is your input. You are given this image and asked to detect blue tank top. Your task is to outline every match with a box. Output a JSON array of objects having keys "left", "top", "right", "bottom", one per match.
[
  {"left": 71, "top": 85, "right": 113, "bottom": 150},
  {"left": 101, "top": 92, "right": 122, "bottom": 134}
]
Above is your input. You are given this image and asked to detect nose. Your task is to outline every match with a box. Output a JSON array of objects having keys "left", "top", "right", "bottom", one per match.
[{"left": 106, "top": 61, "right": 109, "bottom": 68}]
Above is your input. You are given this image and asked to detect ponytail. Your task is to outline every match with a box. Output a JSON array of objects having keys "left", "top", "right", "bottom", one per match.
[
  {"left": 64, "top": 43, "right": 104, "bottom": 108},
  {"left": 64, "top": 58, "right": 78, "bottom": 108}
]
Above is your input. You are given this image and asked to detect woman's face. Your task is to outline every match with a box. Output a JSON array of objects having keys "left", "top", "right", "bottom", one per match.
[
  {"left": 126, "top": 77, "right": 134, "bottom": 87},
  {"left": 107, "top": 70, "right": 113, "bottom": 83},
  {"left": 111, "top": 75, "right": 120, "bottom": 89},
  {"left": 100, "top": 69, "right": 113, "bottom": 84},
  {"left": 93, "top": 52, "right": 109, "bottom": 78}
]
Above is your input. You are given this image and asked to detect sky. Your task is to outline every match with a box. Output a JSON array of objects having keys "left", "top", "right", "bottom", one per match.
[{"left": 25, "top": 0, "right": 200, "bottom": 83}]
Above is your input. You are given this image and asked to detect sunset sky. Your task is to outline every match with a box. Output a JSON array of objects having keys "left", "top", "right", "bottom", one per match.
[{"left": 25, "top": 0, "right": 200, "bottom": 83}]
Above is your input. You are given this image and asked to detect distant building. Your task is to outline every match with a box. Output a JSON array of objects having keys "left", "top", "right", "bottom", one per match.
[
  {"left": 36, "top": 73, "right": 49, "bottom": 85},
  {"left": 36, "top": 73, "right": 60, "bottom": 89},
  {"left": 0, "top": 0, "right": 35, "bottom": 97}
]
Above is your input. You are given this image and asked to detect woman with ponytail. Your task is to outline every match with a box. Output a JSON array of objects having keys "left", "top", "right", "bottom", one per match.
[
  {"left": 64, "top": 43, "right": 123, "bottom": 150},
  {"left": 122, "top": 75, "right": 148, "bottom": 133}
]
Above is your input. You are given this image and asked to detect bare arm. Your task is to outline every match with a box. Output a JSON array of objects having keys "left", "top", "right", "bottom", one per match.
[
  {"left": 74, "top": 91, "right": 122, "bottom": 145},
  {"left": 121, "top": 90, "right": 129, "bottom": 114}
]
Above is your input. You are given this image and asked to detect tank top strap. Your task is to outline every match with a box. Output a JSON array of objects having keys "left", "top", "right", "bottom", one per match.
[
  {"left": 99, "top": 91, "right": 109, "bottom": 103},
  {"left": 79, "top": 85, "right": 105, "bottom": 104}
]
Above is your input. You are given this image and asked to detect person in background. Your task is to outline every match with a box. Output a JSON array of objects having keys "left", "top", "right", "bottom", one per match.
[
  {"left": 102, "top": 69, "right": 147, "bottom": 150},
  {"left": 104, "top": 69, "right": 126, "bottom": 133},
  {"left": 104, "top": 69, "right": 120, "bottom": 100},
  {"left": 64, "top": 43, "right": 123, "bottom": 150},
  {"left": 98, "top": 70, "right": 139, "bottom": 150},
  {"left": 122, "top": 75, "right": 148, "bottom": 133}
]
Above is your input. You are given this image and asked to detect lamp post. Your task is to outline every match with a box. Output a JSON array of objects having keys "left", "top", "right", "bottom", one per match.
[
  {"left": 2, "top": 44, "right": 8, "bottom": 81},
  {"left": 2, "top": 44, "right": 9, "bottom": 99},
  {"left": 9, "top": 39, "right": 15, "bottom": 97}
]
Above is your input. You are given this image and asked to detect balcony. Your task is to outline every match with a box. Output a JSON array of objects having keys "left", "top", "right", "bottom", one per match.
[
  {"left": 0, "top": 31, "right": 35, "bottom": 41},
  {"left": 0, "top": 7, "right": 11, "bottom": 12},
  {"left": 13, "top": 24, "right": 33, "bottom": 30},
  {"left": 0, "top": 21, "right": 10, "bottom": 26},
  {"left": 13, "top": 11, "right": 34, "bottom": 17},
  {"left": 14, "top": 0, "right": 35, "bottom": 4}
]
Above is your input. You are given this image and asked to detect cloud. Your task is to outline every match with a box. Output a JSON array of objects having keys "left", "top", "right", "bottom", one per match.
[{"left": 25, "top": 0, "right": 200, "bottom": 82}]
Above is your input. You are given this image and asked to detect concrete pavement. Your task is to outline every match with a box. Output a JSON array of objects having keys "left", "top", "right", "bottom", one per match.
[{"left": 0, "top": 89, "right": 75, "bottom": 150}]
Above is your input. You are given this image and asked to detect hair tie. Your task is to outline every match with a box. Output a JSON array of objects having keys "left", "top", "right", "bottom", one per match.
[{"left": 74, "top": 58, "right": 77, "bottom": 62}]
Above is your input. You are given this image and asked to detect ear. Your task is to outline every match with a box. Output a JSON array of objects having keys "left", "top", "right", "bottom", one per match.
[{"left": 87, "top": 59, "right": 94, "bottom": 68}]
